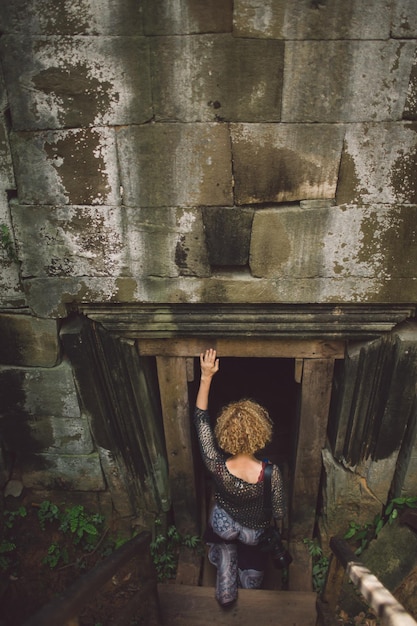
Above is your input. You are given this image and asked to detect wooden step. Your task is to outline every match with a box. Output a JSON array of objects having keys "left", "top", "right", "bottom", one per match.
[{"left": 157, "top": 583, "right": 317, "bottom": 626}]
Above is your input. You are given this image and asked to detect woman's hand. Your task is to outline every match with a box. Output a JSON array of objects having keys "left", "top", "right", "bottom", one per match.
[
  {"left": 200, "top": 348, "right": 219, "bottom": 379},
  {"left": 196, "top": 349, "right": 219, "bottom": 410}
]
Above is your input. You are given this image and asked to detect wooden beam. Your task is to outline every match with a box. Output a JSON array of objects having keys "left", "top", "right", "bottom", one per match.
[
  {"left": 294, "top": 358, "right": 304, "bottom": 383},
  {"left": 138, "top": 338, "right": 344, "bottom": 359},
  {"left": 290, "top": 358, "right": 335, "bottom": 589},
  {"left": 156, "top": 357, "right": 199, "bottom": 538}
]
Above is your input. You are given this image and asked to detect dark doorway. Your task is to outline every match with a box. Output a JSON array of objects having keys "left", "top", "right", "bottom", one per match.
[
  {"left": 191, "top": 356, "right": 298, "bottom": 470},
  {"left": 189, "top": 356, "right": 298, "bottom": 588}
]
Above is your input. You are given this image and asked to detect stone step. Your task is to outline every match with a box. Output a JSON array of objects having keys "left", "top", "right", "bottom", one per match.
[{"left": 157, "top": 583, "right": 317, "bottom": 626}]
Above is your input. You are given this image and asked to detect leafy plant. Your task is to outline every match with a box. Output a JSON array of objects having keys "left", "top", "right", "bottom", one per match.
[
  {"left": 37, "top": 500, "right": 60, "bottom": 530},
  {"left": 344, "top": 496, "right": 417, "bottom": 555},
  {"left": 0, "top": 539, "right": 17, "bottom": 571},
  {"left": 344, "top": 520, "right": 373, "bottom": 556},
  {"left": 0, "top": 223, "right": 18, "bottom": 262},
  {"left": 303, "top": 537, "right": 329, "bottom": 593},
  {"left": 0, "top": 506, "right": 27, "bottom": 574},
  {"left": 4, "top": 506, "right": 27, "bottom": 529},
  {"left": 58, "top": 505, "right": 103, "bottom": 547},
  {"left": 37, "top": 501, "right": 106, "bottom": 569},
  {"left": 43, "top": 542, "right": 69, "bottom": 569},
  {"left": 150, "top": 520, "right": 202, "bottom": 582}
]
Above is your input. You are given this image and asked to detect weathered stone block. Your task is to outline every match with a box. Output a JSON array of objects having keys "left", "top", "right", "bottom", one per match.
[
  {"left": 320, "top": 448, "right": 382, "bottom": 542},
  {"left": 0, "top": 66, "right": 6, "bottom": 111},
  {"left": 249, "top": 204, "right": 417, "bottom": 287},
  {"left": 117, "top": 123, "right": 233, "bottom": 207},
  {"left": 202, "top": 206, "right": 254, "bottom": 266},
  {"left": 233, "top": 0, "right": 392, "bottom": 39},
  {"left": 363, "top": 522, "right": 417, "bottom": 593},
  {"left": 282, "top": 41, "right": 415, "bottom": 123},
  {"left": 233, "top": 0, "right": 286, "bottom": 39},
  {"left": 10, "top": 127, "right": 120, "bottom": 205},
  {"left": 19, "top": 268, "right": 417, "bottom": 320},
  {"left": 231, "top": 123, "right": 345, "bottom": 204},
  {"left": 391, "top": 0, "right": 417, "bottom": 38},
  {"left": 143, "top": 0, "right": 232, "bottom": 35},
  {"left": 402, "top": 448, "right": 417, "bottom": 496},
  {"left": 27, "top": 416, "right": 95, "bottom": 454},
  {"left": 12, "top": 204, "right": 125, "bottom": 278},
  {"left": 122, "top": 207, "right": 211, "bottom": 278},
  {"left": 0, "top": 74, "right": 15, "bottom": 187},
  {"left": 11, "top": 204, "right": 210, "bottom": 279},
  {"left": 404, "top": 49, "right": 417, "bottom": 120},
  {"left": 151, "top": 35, "right": 284, "bottom": 122},
  {"left": 0, "top": 360, "right": 80, "bottom": 419},
  {"left": 0, "top": 413, "right": 94, "bottom": 456},
  {"left": 336, "top": 123, "right": 417, "bottom": 204},
  {"left": 21, "top": 452, "right": 105, "bottom": 491},
  {"left": 0, "top": 126, "right": 14, "bottom": 192},
  {"left": 0, "top": 260, "right": 26, "bottom": 308},
  {"left": 1, "top": 36, "right": 152, "bottom": 130},
  {"left": 357, "top": 454, "right": 401, "bottom": 504},
  {"left": 0, "top": 313, "right": 60, "bottom": 367},
  {"left": 0, "top": 192, "right": 24, "bottom": 308},
  {"left": 0, "top": 0, "right": 144, "bottom": 35},
  {"left": 250, "top": 205, "right": 326, "bottom": 279}
]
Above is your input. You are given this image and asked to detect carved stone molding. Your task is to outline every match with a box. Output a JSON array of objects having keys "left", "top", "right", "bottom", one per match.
[{"left": 79, "top": 303, "right": 415, "bottom": 341}]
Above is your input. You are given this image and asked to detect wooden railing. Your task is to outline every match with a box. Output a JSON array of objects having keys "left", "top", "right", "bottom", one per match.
[
  {"left": 23, "top": 531, "right": 162, "bottom": 626},
  {"left": 321, "top": 536, "right": 417, "bottom": 626}
]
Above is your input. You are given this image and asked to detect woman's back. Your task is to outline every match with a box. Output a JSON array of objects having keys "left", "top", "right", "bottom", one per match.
[{"left": 225, "top": 454, "right": 263, "bottom": 484}]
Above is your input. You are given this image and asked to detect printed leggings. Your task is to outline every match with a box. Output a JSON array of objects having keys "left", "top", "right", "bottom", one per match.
[{"left": 205, "top": 504, "right": 267, "bottom": 606}]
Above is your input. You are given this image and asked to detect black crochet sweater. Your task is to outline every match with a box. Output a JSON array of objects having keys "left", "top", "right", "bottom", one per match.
[{"left": 194, "top": 407, "right": 285, "bottom": 530}]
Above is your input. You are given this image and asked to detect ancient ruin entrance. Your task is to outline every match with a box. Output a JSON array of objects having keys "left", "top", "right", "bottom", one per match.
[
  {"left": 187, "top": 356, "right": 297, "bottom": 590},
  {"left": 69, "top": 303, "right": 415, "bottom": 591},
  {"left": 141, "top": 337, "right": 342, "bottom": 590}
]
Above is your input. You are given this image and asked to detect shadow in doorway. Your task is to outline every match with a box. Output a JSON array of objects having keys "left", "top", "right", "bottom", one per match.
[{"left": 191, "top": 356, "right": 298, "bottom": 469}]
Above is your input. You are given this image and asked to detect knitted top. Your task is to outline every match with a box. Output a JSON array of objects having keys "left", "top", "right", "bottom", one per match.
[{"left": 194, "top": 407, "right": 285, "bottom": 530}]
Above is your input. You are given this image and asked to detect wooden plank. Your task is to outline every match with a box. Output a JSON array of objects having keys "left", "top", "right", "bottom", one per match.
[
  {"left": 157, "top": 584, "right": 317, "bottom": 626},
  {"left": 290, "top": 358, "right": 335, "bottom": 589},
  {"left": 156, "top": 357, "right": 199, "bottom": 539},
  {"left": 176, "top": 546, "right": 202, "bottom": 586},
  {"left": 185, "top": 357, "right": 195, "bottom": 382},
  {"left": 288, "top": 540, "right": 313, "bottom": 593},
  {"left": 321, "top": 553, "right": 346, "bottom": 614},
  {"left": 139, "top": 338, "right": 344, "bottom": 359},
  {"left": 294, "top": 358, "right": 303, "bottom": 383}
]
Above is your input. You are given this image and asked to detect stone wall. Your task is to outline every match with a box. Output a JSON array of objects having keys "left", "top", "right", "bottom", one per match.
[
  {"left": 0, "top": 0, "right": 416, "bottom": 316},
  {"left": 0, "top": 0, "right": 417, "bottom": 532}
]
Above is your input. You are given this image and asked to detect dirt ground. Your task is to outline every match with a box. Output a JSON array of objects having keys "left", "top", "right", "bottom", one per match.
[{"left": 0, "top": 494, "right": 145, "bottom": 626}]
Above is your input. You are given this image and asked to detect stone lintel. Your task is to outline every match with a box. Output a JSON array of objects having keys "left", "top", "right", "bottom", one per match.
[{"left": 77, "top": 303, "right": 415, "bottom": 342}]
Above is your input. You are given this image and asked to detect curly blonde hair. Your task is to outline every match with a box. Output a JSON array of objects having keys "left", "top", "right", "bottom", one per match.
[{"left": 214, "top": 399, "right": 273, "bottom": 455}]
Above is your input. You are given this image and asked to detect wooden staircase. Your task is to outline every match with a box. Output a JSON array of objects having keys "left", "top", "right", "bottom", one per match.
[{"left": 157, "top": 583, "right": 318, "bottom": 626}]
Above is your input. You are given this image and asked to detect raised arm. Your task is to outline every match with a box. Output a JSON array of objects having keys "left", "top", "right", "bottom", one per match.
[{"left": 196, "top": 348, "right": 219, "bottom": 410}]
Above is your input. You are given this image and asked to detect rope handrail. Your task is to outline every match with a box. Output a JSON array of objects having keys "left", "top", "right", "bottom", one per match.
[
  {"left": 327, "top": 536, "right": 417, "bottom": 626},
  {"left": 23, "top": 530, "right": 160, "bottom": 626}
]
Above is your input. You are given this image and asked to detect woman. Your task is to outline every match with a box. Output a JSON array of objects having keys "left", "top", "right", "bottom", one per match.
[{"left": 194, "top": 349, "right": 285, "bottom": 607}]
